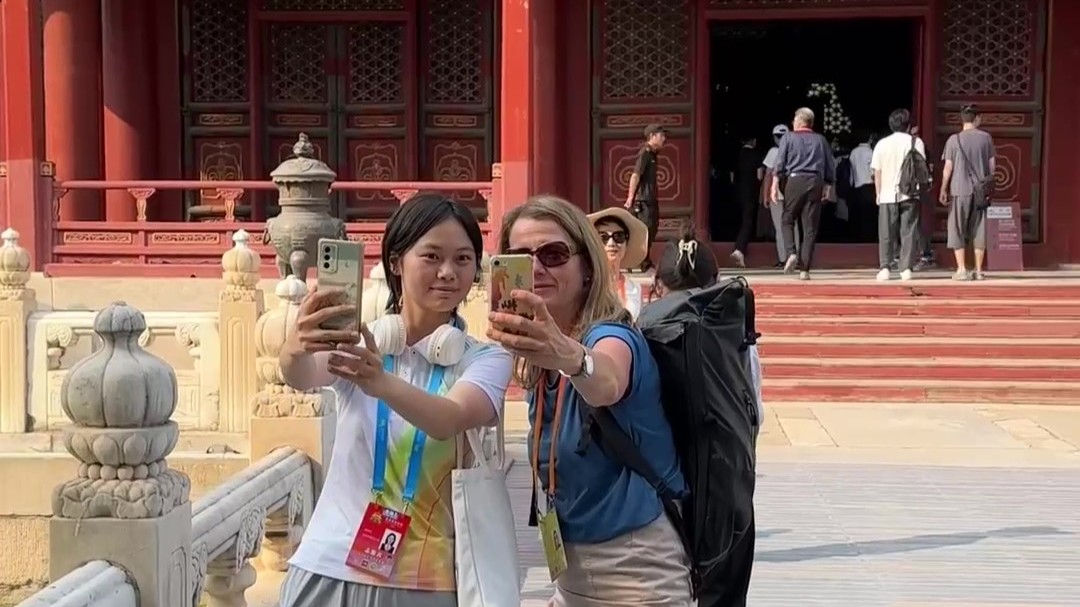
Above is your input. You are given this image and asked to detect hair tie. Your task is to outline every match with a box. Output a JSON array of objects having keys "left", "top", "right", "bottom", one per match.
[{"left": 676, "top": 240, "right": 698, "bottom": 270}]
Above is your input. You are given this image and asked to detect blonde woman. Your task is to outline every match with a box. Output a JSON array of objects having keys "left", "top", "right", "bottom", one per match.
[
  {"left": 587, "top": 207, "right": 647, "bottom": 319},
  {"left": 487, "top": 195, "right": 692, "bottom": 606}
]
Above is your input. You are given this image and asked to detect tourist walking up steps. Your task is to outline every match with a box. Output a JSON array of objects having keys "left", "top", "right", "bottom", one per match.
[
  {"left": 770, "top": 108, "right": 836, "bottom": 280},
  {"left": 763, "top": 123, "right": 799, "bottom": 266},
  {"left": 871, "top": 108, "right": 930, "bottom": 282},
  {"left": 277, "top": 194, "right": 513, "bottom": 607},
  {"left": 489, "top": 195, "right": 693, "bottom": 606}
]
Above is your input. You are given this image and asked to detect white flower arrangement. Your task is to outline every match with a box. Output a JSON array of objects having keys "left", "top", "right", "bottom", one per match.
[{"left": 807, "top": 82, "right": 851, "bottom": 136}]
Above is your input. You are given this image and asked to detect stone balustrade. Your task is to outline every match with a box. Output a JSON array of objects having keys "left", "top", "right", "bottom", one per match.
[
  {"left": 191, "top": 447, "right": 312, "bottom": 607},
  {"left": 16, "top": 561, "right": 136, "bottom": 607}
]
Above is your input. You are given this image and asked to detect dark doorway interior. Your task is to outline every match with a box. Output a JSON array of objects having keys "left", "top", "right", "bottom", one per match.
[{"left": 708, "top": 18, "right": 918, "bottom": 245}]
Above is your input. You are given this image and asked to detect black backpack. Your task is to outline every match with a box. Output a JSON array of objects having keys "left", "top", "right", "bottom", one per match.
[
  {"left": 580, "top": 278, "right": 759, "bottom": 606},
  {"left": 898, "top": 135, "right": 932, "bottom": 199}
]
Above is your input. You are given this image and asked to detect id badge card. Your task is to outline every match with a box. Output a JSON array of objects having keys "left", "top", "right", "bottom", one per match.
[
  {"left": 538, "top": 501, "right": 568, "bottom": 581},
  {"left": 346, "top": 502, "right": 412, "bottom": 578}
]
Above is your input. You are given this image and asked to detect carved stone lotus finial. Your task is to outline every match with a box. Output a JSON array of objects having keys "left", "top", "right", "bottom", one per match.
[
  {"left": 0, "top": 228, "right": 31, "bottom": 297},
  {"left": 293, "top": 133, "right": 315, "bottom": 158},
  {"left": 54, "top": 302, "right": 190, "bottom": 519},
  {"left": 222, "top": 229, "right": 262, "bottom": 293}
]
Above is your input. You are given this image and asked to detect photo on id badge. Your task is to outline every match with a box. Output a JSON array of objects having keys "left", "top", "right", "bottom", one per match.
[{"left": 346, "top": 502, "right": 412, "bottom": 579}]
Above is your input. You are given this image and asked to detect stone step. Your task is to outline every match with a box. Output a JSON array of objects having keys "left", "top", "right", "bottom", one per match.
[
  {"left": 757, "top": 298, "right": 1080, "bottom": 319},
  {"left": 757, "top": 337, "right": 1080, "bottom": 359},
  {"left": 757, "top": 317, "right": 1080, "bottom": 338},
  {"left": 751, "top": 283, "right": 1080, "bottom": 299},
  {"left": 763, "top": 378, "right": 1080, "bottom": 405},
  {"left": 763, "top": 356, "right": 1080, "bottom": 384}
]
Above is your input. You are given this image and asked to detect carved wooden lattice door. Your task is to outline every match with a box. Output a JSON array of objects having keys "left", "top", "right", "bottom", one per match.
[
  {"left": 592, "top": 0, "right": 695, "bottom": 236},
  {"left": 936, "top": 0, "right": 1046, "bottom": 242},
  {"left": 263, "top": 20, "right": 412, "bottom": 220}
]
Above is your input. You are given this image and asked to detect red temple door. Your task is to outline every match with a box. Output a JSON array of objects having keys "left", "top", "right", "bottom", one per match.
[
  {"left": 935, "top": 0, "right": 1047, "bottom": 243},
  {"left": 180, "top": 0, "right": 496, "bottom": 223},
  {"left": 590, "top": 0, "right": 696, "bottom": 238}
]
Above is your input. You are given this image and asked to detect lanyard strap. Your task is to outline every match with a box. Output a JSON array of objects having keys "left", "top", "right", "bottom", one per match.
[
  {"left": 372, "top": 355, "right": 446, "bottom": 506},
  {"left": 531, "top": 372, "right": 567, "bottom": 497}
]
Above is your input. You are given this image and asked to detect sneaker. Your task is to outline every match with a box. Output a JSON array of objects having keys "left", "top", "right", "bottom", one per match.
[
  {"left": 876, "top": 268, "right": 891, "bottom": 282},
  {"left": 973, "top": 271, "right": 986, "bottom": 281},
  {"left": 799, "top": 271, "right": 811, "bottom": 281},
  {"left": 914, "top": 257, "right": 936, "bottom": 271},
  {"left": 783, "top": 254, "right": 798, "bottom": 274},
  {"left": 900, "top": 269, "right": 913, "bottom": 281},
  {"left": 730, "top": 250, "right": 746, "bottom": 268},
  {"left": 952, "top": 270, "right": 971, "bottom": 281}
]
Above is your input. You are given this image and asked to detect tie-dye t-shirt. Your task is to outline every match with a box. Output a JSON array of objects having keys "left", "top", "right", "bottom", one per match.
[{"left": 289, "top": 335, "right": 512, "bottom": 591}]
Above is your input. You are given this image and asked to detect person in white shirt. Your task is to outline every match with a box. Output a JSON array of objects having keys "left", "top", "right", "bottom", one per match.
[
  {"left": 871, "top": 109, "right": 926, "bottom": 281},
  {"left": 848, "top": 131, "right": 876, "bottom": 241},
  {"left": 277, "top": 193, "right": 513, "bottom": 607},
  {"left": 588, "top": 207, "right": 647, "bottom": 319},
  {"left": 762, "top": 124, "right": 799, "bottom": 267}
]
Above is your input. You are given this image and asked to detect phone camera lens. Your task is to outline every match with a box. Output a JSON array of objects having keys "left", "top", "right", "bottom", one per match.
[
  {"left": 322, "top": 262, "right": 330, "bottom": 269},
  {"left": 493, "top": 260, "right": 500, "bottom": 266},
  {"left": 323, "top": 254, "right": 331, "bottom": 261}
]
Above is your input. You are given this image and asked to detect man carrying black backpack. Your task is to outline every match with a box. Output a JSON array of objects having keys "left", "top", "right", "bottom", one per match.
[{"left": 870, "top": 108, "right": 931, "bottom": 281}]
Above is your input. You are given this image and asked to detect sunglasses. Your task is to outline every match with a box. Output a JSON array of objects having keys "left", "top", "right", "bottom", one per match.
[
  {"left": 505, "top": 241, "right": 575, "bottom": 268},
  {"left": 598, "top": 231, "right": 629, "bottom": 245}
]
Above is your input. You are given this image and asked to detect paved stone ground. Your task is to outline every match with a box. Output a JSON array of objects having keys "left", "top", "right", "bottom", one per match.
[
  {"left": 249, "top": 439, "right": 1080, "bottom": 606},
  {"left": 505, "top": 444, "right": 1080, "bottom": 607}
]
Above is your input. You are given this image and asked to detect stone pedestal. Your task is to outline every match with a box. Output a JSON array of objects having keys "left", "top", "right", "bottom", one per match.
[
  {"left": 50, "top": 502, "right": 192, "bottom": 607},
  {"left": 219, "top": 229, "right": 264, "bottom": 433},
  {"left": 0, "top": 228, "right": 34, "bottom": 432},
  {"left": 250, "top": 412, "right": 335, "bottom": 493}
]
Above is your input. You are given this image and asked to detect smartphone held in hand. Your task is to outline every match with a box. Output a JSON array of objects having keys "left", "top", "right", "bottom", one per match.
[
  {"left": 316, "top": 238, "right": 364, "bottom": 331},
  {"left": 489, "top": 254, "right": 534, "bottom": 319}
]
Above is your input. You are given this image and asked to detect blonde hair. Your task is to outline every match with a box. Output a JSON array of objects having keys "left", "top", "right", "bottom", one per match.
[{"left": 498, "top": 195, "right": 632, "bottom": 389}]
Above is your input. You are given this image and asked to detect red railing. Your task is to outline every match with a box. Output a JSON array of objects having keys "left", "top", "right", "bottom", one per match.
[{"left": 45, "top": 176, "right": 502, "bottom": 278}]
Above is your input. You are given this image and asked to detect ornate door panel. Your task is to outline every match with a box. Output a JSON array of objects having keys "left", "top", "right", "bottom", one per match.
[
  {"left": 263, "top": 23, "right": 334, "bottom": 173},
  {"left": 339, "top": 21, "right": 411, "bottom": 221},
  {"left": 419, "top": 0, "right": 496, "bottom": 220},
  {"left": 592, "top": 0, "right": 695, "bottom": 237},
  {"left": 181, "top": 0, "right": 252, "bottom": 219},
  {"left": 936, "top": 0, "right": 1046, "bottom": 242}
]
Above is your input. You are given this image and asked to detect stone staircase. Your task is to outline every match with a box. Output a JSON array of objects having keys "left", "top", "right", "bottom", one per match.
[{"left": 752, "top": 279, "right": 1080, "bottom": 405}]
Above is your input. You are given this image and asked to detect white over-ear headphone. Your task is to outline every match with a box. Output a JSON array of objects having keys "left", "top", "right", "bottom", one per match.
[{"left": 367, "top": 314, "right": 468, "bottom": 367}]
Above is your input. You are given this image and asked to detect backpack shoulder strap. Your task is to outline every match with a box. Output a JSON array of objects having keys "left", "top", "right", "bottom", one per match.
[{"left": 587, "top": 407, "right": 700, "bottom": 595}]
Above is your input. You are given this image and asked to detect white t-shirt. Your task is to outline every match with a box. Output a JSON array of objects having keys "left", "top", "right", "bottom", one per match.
[
  {"left": 870, "top": 132, "right": 926, "bottom": 204},
  {"left": 849, "top": 143, "right": 874, "bottom": 188},
  {"left": 762, "top": 147, "right": 784, "bottom": 201},
  {"left": 289, "top": 335, "right": 512, "bottom": 591},
  {"left": 619, "top": 275, "right": 643, "bottom": 319}
]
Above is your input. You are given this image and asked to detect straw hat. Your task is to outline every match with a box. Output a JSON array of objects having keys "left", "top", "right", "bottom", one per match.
[{"left": 587, "top": 206, "right": 649, "bottom": 270}]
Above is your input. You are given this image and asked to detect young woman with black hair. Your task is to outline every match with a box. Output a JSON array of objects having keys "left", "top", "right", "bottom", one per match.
[
  {"left": 645, "top": 229, "right": 763, "bottom": 428},
  {"left": 277, "top": 193, "right": 512, "bottom": 607}
]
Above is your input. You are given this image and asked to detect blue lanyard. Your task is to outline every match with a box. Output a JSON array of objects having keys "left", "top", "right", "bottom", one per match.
[{"left": 372, "top": 355, "right": 446, "bottom": 507}]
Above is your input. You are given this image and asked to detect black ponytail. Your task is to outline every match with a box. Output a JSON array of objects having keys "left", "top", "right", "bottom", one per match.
[{"left": 655, "top": 226, "right": 718, "bottom": 293}]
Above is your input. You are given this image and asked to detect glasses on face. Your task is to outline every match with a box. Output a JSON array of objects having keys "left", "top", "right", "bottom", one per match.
[
  {"left": 505, "top": 241, "right": 575, "bottom": 268},
  {"left": 598, "top": 231, "right": 629, "bottom": 246}
]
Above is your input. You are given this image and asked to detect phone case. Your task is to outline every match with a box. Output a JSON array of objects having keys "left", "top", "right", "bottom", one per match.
[
  {"left": 316, "top": 238, "right": 364, "bottom": 331},
  {"left": 489, "top": 254, "right": 534, "bottom": 318}
]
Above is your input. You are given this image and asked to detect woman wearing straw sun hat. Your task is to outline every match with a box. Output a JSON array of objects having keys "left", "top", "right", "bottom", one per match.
[{"left": 587, "top": 206, "right": 649, "bottom": 319}]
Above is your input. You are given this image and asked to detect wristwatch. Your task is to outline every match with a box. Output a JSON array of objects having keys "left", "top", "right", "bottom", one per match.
[{"left": 560, "top": 345, "right": 594, "bottom": 380}]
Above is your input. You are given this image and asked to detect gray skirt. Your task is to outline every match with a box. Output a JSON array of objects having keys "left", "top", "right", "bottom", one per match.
[{"left": 279, "top": 567, "right": 457, "bottom": 607}]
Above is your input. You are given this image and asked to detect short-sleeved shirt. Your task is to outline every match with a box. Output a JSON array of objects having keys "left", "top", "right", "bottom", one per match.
[
  {"left": 762, "top": 146, "right": 780, "bottom": 171},
  {"left": 632, "top": 146, "right": 659, "bottom": 202},
  {"left": 735, "top": 146, "right": 762, "bottom": 198},
  {"left": 871, "top": 132, "right": 927, "bottom": 204},
  {"left": 527, "top": 322, "right": 686, "bottom": 544},
  {"left": 290, "top": 335, "right": 512, "bottom": 591},
  {"left": 942, "top": 128, "right": 996, "bottom": 197}
]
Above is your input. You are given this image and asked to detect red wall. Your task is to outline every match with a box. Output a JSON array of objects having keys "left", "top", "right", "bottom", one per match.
[{"left": 1041, "top": 0, "right": 1080, "bottom": 265}]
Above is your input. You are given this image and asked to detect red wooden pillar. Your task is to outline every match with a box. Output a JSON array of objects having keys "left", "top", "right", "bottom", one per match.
[
  {"left": 499, "top": 0, "right": 534, "bottom": 216},
  {"left": 44, "top": 0, "right": 104, "bottom": 221},
  {"left": 102, "top": 0, "right": 155, "bottom": 221},
  {"left": 1, "top": 0, "right": 50, "bottom": 267}
]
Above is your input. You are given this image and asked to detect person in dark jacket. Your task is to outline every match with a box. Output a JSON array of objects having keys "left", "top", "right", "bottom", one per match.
[{"left": 768, "top": 107, "right": 836, "bottom": 280}]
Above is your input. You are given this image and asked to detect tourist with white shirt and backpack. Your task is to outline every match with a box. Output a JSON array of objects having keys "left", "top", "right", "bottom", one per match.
[{"left": 871, "top": 108, "right": 932, "bottom": 281}]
